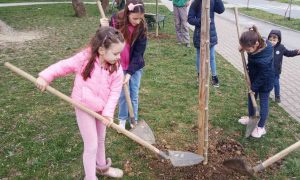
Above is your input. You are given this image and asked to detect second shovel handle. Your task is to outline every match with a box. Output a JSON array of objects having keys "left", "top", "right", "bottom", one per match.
[
  {"left": 96, "top": 0, "right": 106, "bottom": 18},
  {"left": 254, "top": 140, "right": 300, "bottom": 172},
  {"left": 234, "top": 8, "right": 258, "bottom": 110},
  {"left": 123, "top": 83, "right": 136, "bottom": 125}
]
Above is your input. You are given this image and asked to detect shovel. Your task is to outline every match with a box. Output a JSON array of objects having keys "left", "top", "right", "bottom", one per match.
[
  {"left": 234, "top": 8, "right": 260, "bottom": 138},
  {"left": 4, "top": 62, "right": 204, "bottom": 167},
  {"left": 223, "top": 140, "right": 300, "bottom": 176},
  {"left": 123, "top": 83, "right": 156, "bottom": 144}
]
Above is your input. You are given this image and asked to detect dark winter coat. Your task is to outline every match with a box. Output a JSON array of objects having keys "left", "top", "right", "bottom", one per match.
[
  {"left": 110, "top": 14, "right": 147, "bottom": 75},
  {"left": 268, "top": 30, "right": 299, "bottom": 75},
  {"left": 247, "top": 40, "right": 274, "bottom": 93},
  {"left": 187, "top": 0, "right": 225, "bottom": 48}
]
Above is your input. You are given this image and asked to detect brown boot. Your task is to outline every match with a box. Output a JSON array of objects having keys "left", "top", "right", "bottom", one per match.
[{"left": 96, "top": 158, "right": 123, "bottom": 178}]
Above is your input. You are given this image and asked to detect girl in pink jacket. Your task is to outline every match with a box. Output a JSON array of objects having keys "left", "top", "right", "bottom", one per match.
[{"left": 36, "top": 27, "right": 125, "bottom": 179}]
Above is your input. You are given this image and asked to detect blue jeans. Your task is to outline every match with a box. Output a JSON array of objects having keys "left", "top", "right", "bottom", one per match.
[
  {"left": 274, "top": 74, "right": 280, "bottom": 97},
  {"left": 248, "top": 91, "right": 270, "bottom": 128},
  {"left": 118, "top": 69, "right": 143, "bottom": 122},
  {"left": 196, "top": 45, "right": 217, "bottom": 76}
]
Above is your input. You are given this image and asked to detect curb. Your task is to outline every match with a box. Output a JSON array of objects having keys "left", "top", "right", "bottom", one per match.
[{"left": 239, "top": 11, "right": 300, "bottom": 34}]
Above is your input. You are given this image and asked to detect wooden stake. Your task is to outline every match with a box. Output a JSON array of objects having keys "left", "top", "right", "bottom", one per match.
[{"left": 198, "top": 0, "right": 210, "bottom": 165}]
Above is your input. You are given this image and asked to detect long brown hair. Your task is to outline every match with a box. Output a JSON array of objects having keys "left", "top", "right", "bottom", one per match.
[
  {"left": 82, "top": 27, "right": 124, "bottom": 80},
  {"left": 114, "top": 0, "right": 147, "bottom": 44},
  {"left": 239, "top": 25, "right": 265, "bottom": 51}
]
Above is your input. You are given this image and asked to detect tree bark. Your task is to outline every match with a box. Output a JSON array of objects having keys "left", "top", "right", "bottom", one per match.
[
  {"left": 72, "top": 0, "right": 86, "bottom": 18},
  {"left": 101, "top": 0, "right": 110, "bottom": 12}
]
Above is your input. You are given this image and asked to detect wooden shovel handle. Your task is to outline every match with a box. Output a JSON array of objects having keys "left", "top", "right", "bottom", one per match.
[
  {"left": 254, "top": 140, "right": 300, "bottom": 172},
  {"left": 123, "top": 83, "right": 136, "bottom": 125},
  {"left": 234, "top": 8, "right": 258, "bottom": 110},
  {"left": 96, "top": 0, "right": 106, "bottom": 18},
  {"left": 4, "top": 62, "right": 161, "bottom": 156}
]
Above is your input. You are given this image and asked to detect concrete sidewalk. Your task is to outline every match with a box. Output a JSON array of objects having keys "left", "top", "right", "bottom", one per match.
[
  {"left": 224, "top": 0, "right": 300, "bottom": 19},
  {"left": 160, "top": 0, "right": 300, "bottom": 123}
]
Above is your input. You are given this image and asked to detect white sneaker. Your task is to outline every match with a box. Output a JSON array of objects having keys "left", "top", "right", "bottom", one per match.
[
  {"left": 99, "top": 167, "right": 124, "bottom": 178},
  {"left": 119, "top": 120, "right": 126, "bottom": 129},
  {"left": 238, "top": 116, "right": 249, "bottom": 125},
  {"left": 251, "top": 127, "right": 266, "bottom": 138}
]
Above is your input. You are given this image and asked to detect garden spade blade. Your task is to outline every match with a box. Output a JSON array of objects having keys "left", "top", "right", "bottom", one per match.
[
  {"left": 167, "top": 151, "right": 204, "bottom": 167},
  {"left": 223, "top": 158, "right": 255, "bottom": 176},
  {"left": 245, "top": 113, "right": 260, "bottom": 138},
  {"left": 130, "top": 120, "right": 156, "bottom": 144}
]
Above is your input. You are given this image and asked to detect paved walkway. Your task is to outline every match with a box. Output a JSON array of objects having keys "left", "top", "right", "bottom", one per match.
[
  {"left": 160, "top": 0, "right": 300, "bottom": 123},
  {"left": 224, "top": 0, "right": 300, "bottom": 19}
]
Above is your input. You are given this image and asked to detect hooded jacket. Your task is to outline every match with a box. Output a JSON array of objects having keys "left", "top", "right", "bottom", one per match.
[
  {"left": 247, "top": 40, "right": 274, "bottom": 93},
  {"left": 268, "top": 30, "right": 299, "bottom": 75},
  {"left": 187, "top": 0, "right": 225, "bottom": 48}
]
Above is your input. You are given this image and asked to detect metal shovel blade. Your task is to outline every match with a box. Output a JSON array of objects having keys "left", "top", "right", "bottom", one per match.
[
  {"left": 223, "top": 158, "right": 255, "bottom": 176},
  {"left": 130, "top": 120, "right": 156, "bottom": 144},
  {"left": 167, "top": 150, "right": 204, "bottom": 167},
  {"left": 245, "top": 115, "right": 259, "bottom": 138}
]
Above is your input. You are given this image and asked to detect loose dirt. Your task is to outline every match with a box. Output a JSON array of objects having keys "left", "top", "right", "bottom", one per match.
[{"left": 0, "top": 20, "right": 43, "bottom": 47}]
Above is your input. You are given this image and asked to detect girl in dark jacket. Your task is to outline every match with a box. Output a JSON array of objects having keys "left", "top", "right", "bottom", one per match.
[
  {"left": 238, "top": 25, "right": 275, "bottom": 138},
  {"left": 101, "top": 0, "right": 147, "bottom": 129},
  {"left": 187, "top": 0, "right": 225, "bottom": 87}
]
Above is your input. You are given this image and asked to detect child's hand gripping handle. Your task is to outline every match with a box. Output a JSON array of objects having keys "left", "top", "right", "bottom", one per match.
[
  {"left": 234, "top": 8, "right": 259, "bottom": 116},
  {"left": 4, "top": 62, "right": 163, "bottom": 157}
]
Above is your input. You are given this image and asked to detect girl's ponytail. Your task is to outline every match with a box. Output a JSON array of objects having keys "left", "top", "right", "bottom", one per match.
[{"left": 240, "top": 25, "right": 265, "bottom": 50}]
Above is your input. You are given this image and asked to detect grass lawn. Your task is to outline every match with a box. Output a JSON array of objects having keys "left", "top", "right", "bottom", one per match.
[
  {"left": 0, "top": 3, "right": 300, "bottom": 179},
  {"left": 274, "top": 0, "right": 300, "bottom": 6},
  {"left": 239, "top": 7, "right": 300, "bottom": 31}
]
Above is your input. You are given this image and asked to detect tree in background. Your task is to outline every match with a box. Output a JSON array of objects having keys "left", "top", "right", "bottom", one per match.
[{"left": 72, "top": 0, "right": 86, "bottom": 17}]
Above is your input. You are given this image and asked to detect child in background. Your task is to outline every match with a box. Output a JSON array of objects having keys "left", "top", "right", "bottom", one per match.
[
  {"left": 238, "top": 25, "right": 274, "bottom": 138},
  {"left": 101, "top": 0, "right": 147, "bottom": 129},
  {"left": 172, "top": 0, "right": 191, "bottom": 47},
  {"left": 187, "top": 0, "right": 225, "bottom": 87},
  {"left": 36, "top": 27, "right": 125, "bottom": 179},
  {"left": 268, "top": 29, "right": 300, "bottom": 103}
]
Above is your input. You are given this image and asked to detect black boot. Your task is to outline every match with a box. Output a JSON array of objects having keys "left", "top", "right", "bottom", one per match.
[
  {"left": 212, "top": 75, "right": 219, "bottom": 87},
  {"left": 275, "top": 96, "right": 281, "bottom": 103}
]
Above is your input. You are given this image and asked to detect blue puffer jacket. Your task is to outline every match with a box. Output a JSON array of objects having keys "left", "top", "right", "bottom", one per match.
[
  {"left": 187, "top": 0, "right": 225, "bottom": 48},
  {"left": 248, "top": 40, "right": 275, "bottom": 93}
]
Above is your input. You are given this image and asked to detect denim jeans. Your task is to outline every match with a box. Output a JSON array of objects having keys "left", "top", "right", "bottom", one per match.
[
  {"left": 274, "top": 74, "right": 280, "bottom": 97},
  {"left": 196, "top": 45, "right": 217, "bottom": 76},
  {"left": 118, "top": 69, "right": 143, "bottom": 122},
  {"left": 248, "top": 91, "right": 270, "bottom": 128}
]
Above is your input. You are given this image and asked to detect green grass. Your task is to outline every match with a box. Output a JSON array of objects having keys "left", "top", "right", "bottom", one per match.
[
  {"left": 273, "top": 0, "right": 300, "bottom": 6},
  {"left": 0, "top": 3, "right": 300, "bottom": 179},
  {"left": 239, "top": 7, "right": 300, "bottom": 31}
]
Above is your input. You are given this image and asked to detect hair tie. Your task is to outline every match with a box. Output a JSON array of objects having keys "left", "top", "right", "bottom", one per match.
[{"left": 128, "top": 3, "right": 143, "bottom": 11}]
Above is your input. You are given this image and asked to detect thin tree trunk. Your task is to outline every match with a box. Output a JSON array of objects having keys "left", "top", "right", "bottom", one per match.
[
  {"left": 72, "top": 0, "right": 86, "bottom": 18},
  {"left": 101, "top": 0, "right": 110, "bottom": 12}
]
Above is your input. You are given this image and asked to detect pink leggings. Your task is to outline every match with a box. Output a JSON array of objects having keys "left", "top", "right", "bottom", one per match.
[{"left": 75, "top": 108, "right": 107, "bottom": 180}]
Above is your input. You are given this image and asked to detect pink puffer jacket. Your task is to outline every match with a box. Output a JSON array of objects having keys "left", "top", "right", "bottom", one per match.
[{"left": 39, "top": 48, "right": 124, "bottom": 118}]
